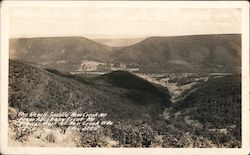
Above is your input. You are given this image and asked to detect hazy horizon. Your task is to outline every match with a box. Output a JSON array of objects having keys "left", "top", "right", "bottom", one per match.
[
  {"left": 9, "top": 33, "right": 241, "bottom": 47},
  {"left": 9, "top": 33, "right": 241, "bottom": 40}
]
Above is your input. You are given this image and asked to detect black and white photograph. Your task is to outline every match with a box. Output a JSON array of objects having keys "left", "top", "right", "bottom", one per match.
[{"left": 0, "top": 1, "right": 249, "bottom": 155}]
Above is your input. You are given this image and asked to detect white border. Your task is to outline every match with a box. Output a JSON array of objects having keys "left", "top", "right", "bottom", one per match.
[{"left": 1, "top": 1, "right": 249, "bottom": 155}]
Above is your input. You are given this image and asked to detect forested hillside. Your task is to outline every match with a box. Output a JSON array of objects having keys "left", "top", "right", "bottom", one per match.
[{"left": 8, "top": 59, "right": 241, "bottom": 147}]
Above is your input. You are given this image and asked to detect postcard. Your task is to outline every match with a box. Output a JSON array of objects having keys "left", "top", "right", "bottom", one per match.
[{"left": 0, "top": 1, "right": 249, "bottom": 155}]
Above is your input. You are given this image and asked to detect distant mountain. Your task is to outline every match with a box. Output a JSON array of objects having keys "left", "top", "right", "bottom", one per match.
[
  {"left": 9, "top": 37, "right": 115, "bottom": 72},
  {"left": 113, "top": 34, "right": 241, "bottom": 73},
  {"left": 10, "top": 34, "right": 241, "bottom": 73},
  {"left": 94, "top": 38, "right": 146, "bottom": 47}
]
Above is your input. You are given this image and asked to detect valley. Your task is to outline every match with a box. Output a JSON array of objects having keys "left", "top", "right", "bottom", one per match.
[
  {"left": 69, "top": 71, "right": 232, "bottom": 102},
  {"left": 8, "top": 34, "right": 242, "bottom": 148}
]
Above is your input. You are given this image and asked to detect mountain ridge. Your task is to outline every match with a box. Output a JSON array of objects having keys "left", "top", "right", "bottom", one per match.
[
  {"left": 10, "top": 34, "right": 241, "bottom": 73},
  {"left": 113, "top": 34, "right": 241, "bottom": 73}
]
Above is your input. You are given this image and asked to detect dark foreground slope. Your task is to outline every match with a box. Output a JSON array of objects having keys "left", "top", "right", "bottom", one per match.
[
  {"left": 94, "top": 70, "right": 170, "bottom": 104},
  {"left": 9, "top": 60, "right": 241, "bottom": 147},
  {"left": 9, "top": 59, "right": 173, "bottom": 147},
  {"left": 9, "top": 59, "right": 170, "bottom": 121},
  {"left": 113, "top": 34, "right": 241, "bottom": 73}
]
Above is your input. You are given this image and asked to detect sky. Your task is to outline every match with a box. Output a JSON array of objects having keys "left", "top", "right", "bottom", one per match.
[{"left": 9, "top": 7, "right": 241, "bottom": 39}]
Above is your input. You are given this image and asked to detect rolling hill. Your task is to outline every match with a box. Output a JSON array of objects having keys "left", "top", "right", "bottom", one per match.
[
  {"left": 9, "top": 37, "right": 115, "bottom": 72},
  {"left": 94, "top": 70, "right": 170, "bottom": 104},
  {"left": 9, "top": 59, "right": 171, "bottom": 121},
  {"left": 173, "top": 74, "right": 241, "bottom": 129},
  {"left": 10, "top": 34, "right": 241, "bottom": 73},
  {"left": 169, "top": 74, "right": 241, "bottom": 147},
  {"left": 113, "top": 34, "right": 241, "bottom": 73}
]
